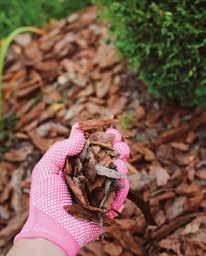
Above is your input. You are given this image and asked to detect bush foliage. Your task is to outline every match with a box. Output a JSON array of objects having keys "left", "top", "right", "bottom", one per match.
[
  {"left": 0, "top": 0, "right": 91, "bottom": 37},
  {"left": 94, "top": 1, "right": 206, "bottom": 106}
]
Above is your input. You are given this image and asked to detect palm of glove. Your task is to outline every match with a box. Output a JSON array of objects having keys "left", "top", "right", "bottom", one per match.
[{"left": 21, "top": 124, "right": 130, "bottom": 247}]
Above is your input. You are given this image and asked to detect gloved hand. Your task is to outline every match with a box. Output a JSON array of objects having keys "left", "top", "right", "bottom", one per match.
[{"left": 15, "top": 124, "right": 130, "bottom": 256}]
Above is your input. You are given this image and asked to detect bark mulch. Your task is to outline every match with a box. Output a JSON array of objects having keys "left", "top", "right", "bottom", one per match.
[{"left": 1, "top": 6, "right": 206, "bottom": 256}]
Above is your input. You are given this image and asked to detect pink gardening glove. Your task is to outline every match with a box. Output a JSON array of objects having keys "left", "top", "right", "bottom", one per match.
[{"left": 15, "top": 124, "right": 130, "bottom": 256}]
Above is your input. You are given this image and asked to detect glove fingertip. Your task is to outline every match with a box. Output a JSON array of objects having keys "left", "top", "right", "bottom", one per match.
[
  {"left": 108, "top": 179, "right": 129, "bottom": 218},
  {"left": 70, "top": 123, "right": 84, "bottom": 137},
  {"left": 113, "top": 159, "right": 128, "bottom": 174},
  {"left": 113, "top": 142, "right": 130, "bottom": 161},
  {"left": 106, "top": 128, "right": 122, "bottom": 144}
]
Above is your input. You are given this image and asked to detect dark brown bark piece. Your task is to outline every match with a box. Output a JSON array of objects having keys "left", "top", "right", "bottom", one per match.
[
  {"left": 65, "top": 176, "right": 89, "bottom": 206},
  {"left": 64, "top": 204, "right": 116, "bottom": 226},
  {"left": 127, "top": 190, "right": 156, "bottom": 226}
]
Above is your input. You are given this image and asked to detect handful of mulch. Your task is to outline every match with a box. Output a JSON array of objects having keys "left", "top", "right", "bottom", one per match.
[{"left": 64, "top": 119, "right": 156, "bottom": 230}]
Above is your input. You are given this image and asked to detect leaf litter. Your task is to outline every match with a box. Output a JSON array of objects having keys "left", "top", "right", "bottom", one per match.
[{"left": 1, "top": 6, "right": 206, "bottom": 256}]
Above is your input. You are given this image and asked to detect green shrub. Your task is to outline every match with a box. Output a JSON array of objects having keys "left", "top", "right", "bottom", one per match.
[
  {"left": 94, "top": 1, "right": 206, "bottom": 106},
  {"left": 0, "top": 0, "right": 91, "bottom": 37}
]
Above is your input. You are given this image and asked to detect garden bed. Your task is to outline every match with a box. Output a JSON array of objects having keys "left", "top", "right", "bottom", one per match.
[{"left": 1, "top": 6, "right": 206, "bottom": 256}]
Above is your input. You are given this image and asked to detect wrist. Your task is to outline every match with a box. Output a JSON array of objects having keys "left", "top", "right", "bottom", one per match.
[
  {"left": 8, "top": 239, "right": 66, "bottom": 256},
  {"left": 15, "top": 206, "right": 80, "bottom": 256}
]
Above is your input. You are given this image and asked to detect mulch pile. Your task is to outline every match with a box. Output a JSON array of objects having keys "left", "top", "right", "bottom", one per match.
[
  {"left": 1, "top": 6, "right": 206, "bottom": 256},
  {"left": 64, "top": 120, "right": 155, "bottom": 230},
  {"left": 64, "top": 120, "right": 122, "bottom": 226}
]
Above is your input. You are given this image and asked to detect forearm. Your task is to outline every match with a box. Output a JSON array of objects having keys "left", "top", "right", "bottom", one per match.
[{"left": 7, "top": 239, "right": 66, "bottom": 256}]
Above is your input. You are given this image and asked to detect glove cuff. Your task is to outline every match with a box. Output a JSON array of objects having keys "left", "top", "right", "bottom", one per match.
[{"left": 14, "top": 206, "right": 80, "bottom": 256}]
